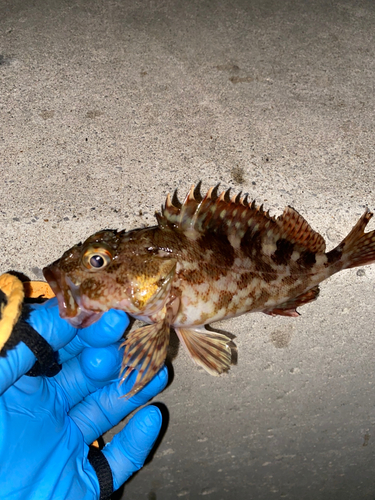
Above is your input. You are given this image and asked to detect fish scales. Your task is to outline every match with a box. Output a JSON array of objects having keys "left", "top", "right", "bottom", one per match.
[{"left": 43, "top": 184, "right": 375, "bottom": 396}]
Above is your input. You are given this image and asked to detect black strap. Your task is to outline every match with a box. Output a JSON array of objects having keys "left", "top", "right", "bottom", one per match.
[
  {"left": 88, "top": 447, "right": 114, "bottom": 500},
  {"left": 0, "top": 288, "right": 7, "bottom": 317},
  {"left": 1, "top": 305, "right": 62, "bottom": 376},
  {"left": 22, "top": 325, "right": 62, "bottom": 377}
]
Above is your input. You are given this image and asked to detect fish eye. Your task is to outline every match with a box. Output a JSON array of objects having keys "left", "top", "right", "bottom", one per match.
[
  {"left": 82, "top": 245, "right": 113, "bottom": 271},
  {"left": 90, "top": 255, "right": 105, "bottom": 268}
]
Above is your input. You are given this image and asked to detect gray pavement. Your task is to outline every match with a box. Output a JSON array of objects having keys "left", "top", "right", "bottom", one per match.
[{"left": 1, "top": 0, "right": 375, "bottom": 498}]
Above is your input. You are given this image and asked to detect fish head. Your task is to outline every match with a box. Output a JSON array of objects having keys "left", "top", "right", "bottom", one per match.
[{"left": 43, "top": 228, "right": 177, "bottom": 328}]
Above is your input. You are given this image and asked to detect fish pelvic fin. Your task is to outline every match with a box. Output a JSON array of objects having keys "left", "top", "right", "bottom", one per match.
[
  {"left": 174, "top": 326, "right": 235, "bottom": 376},
  {"left": 327, "top": 209, "right": 375, "bottom": 269},
  {"left": 120, "top": 319, "right": 170, "bottom": 398},
  {"left": 263, "top": 285, "right": 320, "bottom": 317}
]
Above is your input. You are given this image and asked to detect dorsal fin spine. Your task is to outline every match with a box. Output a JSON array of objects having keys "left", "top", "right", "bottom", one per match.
[
  {"left": 211, "top": 184, "right": 220, "bottom": 200},
  {"left": 186, "top": 184, "right": 195, "bottom": 202},
  {"left": 159, "top": 185, "right": 323, "bottom": 254},
  {"left": 218, "top": 191, "right": 226, "bottom": 202}
]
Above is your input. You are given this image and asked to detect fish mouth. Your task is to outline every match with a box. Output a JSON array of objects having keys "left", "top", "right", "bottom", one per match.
[{"left": 43, "top": 264, "right": 103, "bottom": 328}]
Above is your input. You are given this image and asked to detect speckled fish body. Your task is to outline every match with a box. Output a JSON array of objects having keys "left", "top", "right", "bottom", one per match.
[{"left": 44, "top": 184, "right": 375, "bottom": 396}]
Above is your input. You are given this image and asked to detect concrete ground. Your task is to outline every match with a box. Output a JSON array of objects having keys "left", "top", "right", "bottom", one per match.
[{"left": 1, "top": 0, "right": 375, "bottom": 498}]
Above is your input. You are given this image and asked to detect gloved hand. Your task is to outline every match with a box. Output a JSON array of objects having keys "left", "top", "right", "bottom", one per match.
[{"left": 0, "top": 298, "right": 168, "bottom": 500}]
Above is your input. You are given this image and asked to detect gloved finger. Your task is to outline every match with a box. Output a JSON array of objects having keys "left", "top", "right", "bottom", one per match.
[
  {"left": 77, "top": 310, "right": 129, "bottom": 347},
  {"left": 0, "top": 342, "right": 37, "bottom": 395},
  {"left": 0, "top": 298, "right": 77, "bottom": 394},
  {"left": 69, "top": 365, "right": 168, "bottom": 444},
  {"left": 58, "top": 310, "right": 129, "bottom": 364},
  {"left": 57, "top": 335, "right": 88, "bottom": 364},
  {"left": 102, "top": 405, "right": 162, "bottom": 489},
  {"left": 53, "top": 344, "right": 124, "bottom": 408},
  {"left": 28, "top": 297, "right": 77, "bottom": 350},
  {"left": 80, "top": 344, "right": 124, "bottom": 382}
]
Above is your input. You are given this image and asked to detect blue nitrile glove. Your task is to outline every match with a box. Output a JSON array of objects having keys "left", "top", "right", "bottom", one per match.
[{"left": 0, "top": 298, "right": 168, "bottom": 500}]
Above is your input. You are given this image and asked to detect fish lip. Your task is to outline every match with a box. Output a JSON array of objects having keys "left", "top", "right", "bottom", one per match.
[
  {"left": 65, "top": 307, "right": 104, "bottom": 329},
  {"left": 43, "top": 264, "right": 102, "bottom": 328},
  {"left": 43, "top": 264, "right": 68, "bottom": 318}
]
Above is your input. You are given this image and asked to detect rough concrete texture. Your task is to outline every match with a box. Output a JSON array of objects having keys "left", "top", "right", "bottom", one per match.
[{"left": 1, "top": 0, "right": 375, "bottom": 498}]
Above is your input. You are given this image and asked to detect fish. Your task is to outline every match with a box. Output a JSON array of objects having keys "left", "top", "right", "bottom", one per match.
[{"left": 43, "top": 184, "right": 375, "bottom": 397}]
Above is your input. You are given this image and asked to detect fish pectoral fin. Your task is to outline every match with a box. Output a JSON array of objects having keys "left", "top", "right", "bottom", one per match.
[
  {"left": 120, "top": 320, "right": 170, "bottom": 398},
  {"left": 174, "top": 326, "right": 235, "bottom": 376},
  {"left": 263, "top": 285, "right": 320, "bottom": 317}
]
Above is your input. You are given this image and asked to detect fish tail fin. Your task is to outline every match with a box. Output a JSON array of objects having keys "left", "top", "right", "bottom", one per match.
[
  {"left": 328, "top": 209, "right": 375, "bottom": 270},
  {"left": 175, "top": 326, "right": 236, "bottom": 376},
  {"left": 119, "top": 320, "right": 170, "bottom": 399}
]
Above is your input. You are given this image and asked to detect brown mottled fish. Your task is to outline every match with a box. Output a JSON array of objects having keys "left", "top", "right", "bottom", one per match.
[{"left": 43, "top": 184, "right": 375, "bottom": 396}]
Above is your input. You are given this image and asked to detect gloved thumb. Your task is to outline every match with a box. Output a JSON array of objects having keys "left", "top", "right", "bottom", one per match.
[{"left": 102, "top": 405, "right": 162, "bottom": 490}]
